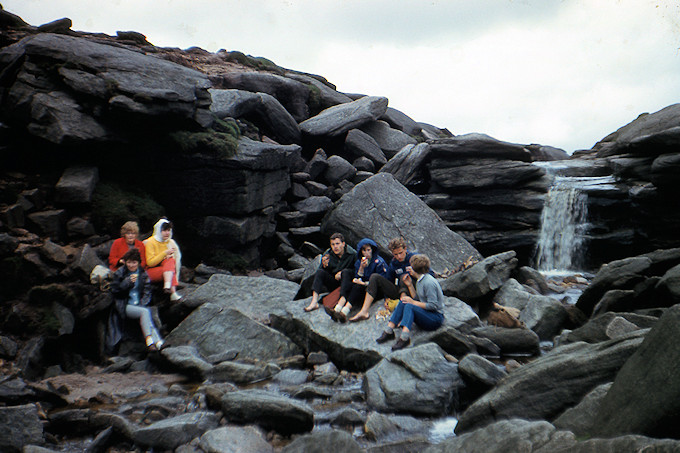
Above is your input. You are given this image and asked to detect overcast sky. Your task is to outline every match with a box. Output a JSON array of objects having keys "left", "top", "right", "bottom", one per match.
[{"left": 4, "top": 0, "right": 680, "bottom": 153}]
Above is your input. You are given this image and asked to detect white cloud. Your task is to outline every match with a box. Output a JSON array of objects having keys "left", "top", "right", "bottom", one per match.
[{"left": 3, "top": 0, "right": 680, "bottom": 152}]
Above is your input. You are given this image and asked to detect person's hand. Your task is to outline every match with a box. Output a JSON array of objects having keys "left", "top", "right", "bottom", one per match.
[
  {"left": 335, "top": 271, "right": 342, "bottom": 281},
  {"left": 359, "top": 256, "right": 368, "bottom": 269},
  {"left": 321, "top": 254, "right": 330, "bottom": 268},
  {"left": 129, "top": 274, "right": 138, "bottom": 284},
  {"left": 165, "top": 248, "right": 174, "bottom": 258},
  {"left": 402, "top": 273, "right": 412, "bottom": 287}
]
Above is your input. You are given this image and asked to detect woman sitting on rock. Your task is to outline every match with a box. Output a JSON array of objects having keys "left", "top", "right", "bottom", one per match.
[
  {"left": 375, "top": 254, "right": 445, "bottom": 350},
  {"left": 108, "top": 221, "right": 146, "bottom": 271},
  {"left": 327, "top": 238, "right": 387, "bottom": 322},
  {"left": 110, "top": 248, "right": 164, "bottom": 352},
  {"left": 144, "top": 218, "right": 182, "bottom": 301}
]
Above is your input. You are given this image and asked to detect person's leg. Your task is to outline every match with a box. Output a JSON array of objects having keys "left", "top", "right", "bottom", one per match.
[
  {"left": 306, "top": 269, "right": 335, "bottom": 311},
  {"left": 335, "top": 268, "right": 355, "bottom": 312},
  {"left": 389, "top": 303, "right": 416, "bottom": 350},
  {"left": 350, "top": 274, "right": 398, "bottom": 322},
  {"left": 412, "top": 308, "right": 445, "bottom": 331},
  {"left": 126, "top": 305, "right": 163, "bottom": 350},
  {"left": 376, "top": 301, "right": 404, "bottom": 343}
]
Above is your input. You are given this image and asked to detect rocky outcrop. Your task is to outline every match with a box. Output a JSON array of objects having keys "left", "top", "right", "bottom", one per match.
[
  {"left": 363, "top": 343, "right": 464, "bottom": 416},
  {"left": 321, "top": 173, "right": 482, "bottom": 274},
  {"left": 455, "top": 329, "right": 646, "bottom": 434},
  {"left": 590, "top": 304, "right": 680, "bottom": 439},
  {"left": 0, "top": 33, "right": 213, "bottom": 144}
]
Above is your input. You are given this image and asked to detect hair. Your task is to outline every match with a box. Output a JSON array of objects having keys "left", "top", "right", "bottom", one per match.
[
  {"left": 161, "top": 220, "right": 173, "bottom": 231},
  {"left": 120, "top": 221, "right": 140, "bottom": 236},
  {"left": 122, "top": 248, "right": 142, "bottom": 263},
  {"left": 330, "top": 232, "right": 345, "bottom": 242},
  {"left": 410, "top": 254, "right": 430, "bottom": 274},
  {"left": 388, "top": 237, "right": 406, "bottom": 251}
]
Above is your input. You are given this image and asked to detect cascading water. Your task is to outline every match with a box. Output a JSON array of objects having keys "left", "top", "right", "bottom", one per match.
[
  {"left": 532, "top": 161, "right": 618, "bottom": 275},
  {"left": 534, "top": 176, "right": 589, "bottom": 273}
]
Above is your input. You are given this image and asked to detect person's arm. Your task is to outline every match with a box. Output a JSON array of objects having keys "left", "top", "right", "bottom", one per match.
[
  {"left": 139, "top": 272, "right": 153, "bottom": 306},
  {"left": 108, "top": 240, "right": 123, "bottom": 271},
  {"left": 421, "top": 277, "right": 444, "bottom": 311},
  {"left": 137, "top": 241, "right": 147, "bottom": 269},
  {"left": 145, "top": 240, "right": 166, "bottom": 267},
  {"left": 111, "top": 269, "right": 133, "bottom": 295}
]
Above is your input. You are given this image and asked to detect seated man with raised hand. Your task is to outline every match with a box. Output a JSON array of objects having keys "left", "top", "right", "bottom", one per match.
[
  {"left": 303, "top": 232, "right": 357, "bottom": 312},
  {"left": 349, "top": 237, "right": 414, "bottom": 322},
  {"left": 375, "top": 254, "right": 445, "bottom": 350}
]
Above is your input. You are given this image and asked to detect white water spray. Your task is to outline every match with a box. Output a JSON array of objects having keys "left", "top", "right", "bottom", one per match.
[{"left": 534, "top": 176, "right": 589, "bottom": 273}]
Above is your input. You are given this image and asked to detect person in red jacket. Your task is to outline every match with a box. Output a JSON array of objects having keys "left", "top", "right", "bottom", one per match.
[{"left": 109, "top": 221, "right": 147, "bottom": 271}]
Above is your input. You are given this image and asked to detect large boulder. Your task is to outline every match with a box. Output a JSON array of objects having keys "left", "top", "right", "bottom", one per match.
[
  {"left": 426, "top": 418, "right": 680, "bottom": 453},
  {"left": 281, "top": 429, "right": 362, "bottom": 453},
  {"left": 54, "top": 166, "right": 99, "bottom": 204},
  {"left": 221, "top": 389, "right": 314, "bottom": 434},
  {"left": 209, "top": 88, "right": 301, "bottom": 144},
  {"left": 360, "top": 120, "right": 417, "bottom": 159},
  {"left": 441, "top": 251, "right": 517, "bottom": 302},
  {"left": 455, "top": 330, "right": 646, "bottom": 434},
  {"left": 0, "top": 33, "right": 213, "bottom": 144},
  {"left": 131, "top": 411, "right": 219, "bottom": 450},
  {"left": 590, "top": 304, "right": 680, "bottom": 439},
  {"left": 493, "top": 279, "right": 569, "bottom": 340},
  {"left": 379, "top": 143, "right": 430, "bottom": 188},
  {"left": 593, "top": 103, "right": 680, "bottom": 157},
  {"left": 211, "top": 71, "right": 310, "bottom": 121},
  {"left": 299, "top": 96, "right": 388, "bottom": 137},
  {"left": 363, "top": 343, "right": 464, "bottom": 416},
  {"left": 344, "top": 129, "right": 387, "bottom": 167},
  {"left": 165, "top": 305, "right": 301, "bottom": 362},
  {"left": 321, "top": 173, "right": 482, "bottom": 274},
  {"left": 159, "top": 138, "right": 300, "bottom": 217},
  {"left": 200, "top": 426, "right": 273, "bottom": 453},
  {"left": 0, "top": 404, "right": 44, "bottom": 452}
]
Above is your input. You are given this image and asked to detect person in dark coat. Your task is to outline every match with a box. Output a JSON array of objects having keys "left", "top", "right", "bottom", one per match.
[
  {"left": 303, "top": 232, "right": 357, "bottom": 312},
  {"left": 326, "top": 237, "right": 387, "bottom": 322},
  {"left": 106, "top": 248, "right": 163, "bottom": 353}
]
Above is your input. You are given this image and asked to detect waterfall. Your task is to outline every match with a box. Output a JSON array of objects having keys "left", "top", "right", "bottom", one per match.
[{"left": 534, "top": 175, "right": 589, "bottom": 273}]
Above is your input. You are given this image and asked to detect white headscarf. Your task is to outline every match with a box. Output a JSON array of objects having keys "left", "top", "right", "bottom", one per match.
[{"left": 152, "top": 218, "right": 182, "bottom": 275}]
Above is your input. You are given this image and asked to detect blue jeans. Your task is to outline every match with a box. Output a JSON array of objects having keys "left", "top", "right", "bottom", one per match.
[
  {"left": 126, "top": 304, "right": 162, "bottom": 345},
  {"left": 390, "top": 301, "right": 444, "bottom": 331}
]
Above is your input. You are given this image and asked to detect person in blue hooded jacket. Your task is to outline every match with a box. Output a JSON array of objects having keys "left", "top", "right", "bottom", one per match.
[{"left": 326, "top": 238, "right": 387, "bottom": 322}]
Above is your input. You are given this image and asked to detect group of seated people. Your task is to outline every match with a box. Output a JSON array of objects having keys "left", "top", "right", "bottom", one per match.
[
  {"left": 303, "top": 233, "right": 445, "bottom": 351},
  {"left": 107, "top": 218, "right": 183, "bottom": 352}
]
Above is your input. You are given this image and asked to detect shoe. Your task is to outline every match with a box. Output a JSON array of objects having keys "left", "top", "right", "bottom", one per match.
[
  {"left": 375, "top": 331, "right": 395, "bottom": 344},
  {"left": 336, "top": 310, "right": 347, "bottom": 323},
  {"left": 147, "top": 343, "right": 158, "bottom": 353},
  {"left": 163, "top": 282, "right": 172, "bottom": 294},
  {"left": 170, "top": 292, "right": 182, "bottom": 301},
  {"left": 391, "top": 337, "right": 410, "bottom": 351},
  {"left": 324, "top": 305, "right": 339, "bottom": 322},
  {"left": 156, "top": 340, "right": 164, "bottom": 350}
]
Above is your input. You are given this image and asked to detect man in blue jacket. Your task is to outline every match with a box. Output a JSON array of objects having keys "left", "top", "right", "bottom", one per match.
[{"left": 349, "top": 237, "right": 414, "bottom": 322}]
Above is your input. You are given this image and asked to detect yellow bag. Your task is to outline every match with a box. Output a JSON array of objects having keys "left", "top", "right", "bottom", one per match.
[{"left": 385, "top": 298, "right": 399, "bottom": 312}]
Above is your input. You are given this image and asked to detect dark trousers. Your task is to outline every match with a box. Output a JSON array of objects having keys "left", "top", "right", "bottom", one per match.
[
  {"left": 366, "top": 274, "right": 407, "bottom": 300},
  {"left": 312, "top": 267, "right": 353, "bottom": 295}
]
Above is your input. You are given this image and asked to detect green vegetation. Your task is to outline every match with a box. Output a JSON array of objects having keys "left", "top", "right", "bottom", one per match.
[
  {"left": 222, "top": 51, "right": 284, "bottom": 74},
  {"left": 207, "top": 249, "right": 248, "bottom": 273},
  {"left": 168, "top": 117, "right": 242, "bottom": 160},
  {"left": 28, "top": 284, "right": 77, "bottom": 307},
  {"left": 91, "top": 182, "right": 165, "bottom": 236},
  {"left": 168, "top": 129, "right": 239, "bottom": 159},
  {"left": 306, "top": 83, "right": 323, "bottom": 116}
]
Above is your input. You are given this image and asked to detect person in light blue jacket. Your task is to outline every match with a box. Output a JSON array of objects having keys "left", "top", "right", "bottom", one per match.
[
  {"left": 375, "top": 254, "right": 445, "bottom": 350},
  {"left": 327, "top": 238, "right": 387, "bottom": 322}
]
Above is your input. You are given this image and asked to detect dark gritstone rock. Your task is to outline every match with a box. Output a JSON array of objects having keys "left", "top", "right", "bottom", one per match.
[{"left": 321, "top": 173, "right": 482, "bottom": 274}]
